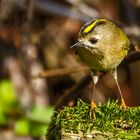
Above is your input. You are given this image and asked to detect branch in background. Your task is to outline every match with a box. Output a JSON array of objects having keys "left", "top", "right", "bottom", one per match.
[
  {"left": 55, "top": 51, "right": 140, "bottom": 109},
  {"left": 27, "top": 0, "right": 34, "bottom": 23},
  {"left": 66, "top": 0, "right": 100, "bottom": 18},
  {"left": 32, "top": 66, "right": 90, "bottom": 78},
  {"left": 0, "top": 0, "right": 16, "bottom": 21},
  {"left": 1, "top": 0, "right": 140, "bottom": 41},
  {"left": 0, "top": 0, "right": 91, "bottom": 23},
  {"left": 32, "top": 51, "right": 140, "bottom": 79},
  {"left": 34, "top": 0, "right": 91, "bottom": 22},
  {"left": 124, "top": 26, "right": 140, "bottom": 40},
  {"left": 121, "top": 51, "right": 140, "bottom": 65}
]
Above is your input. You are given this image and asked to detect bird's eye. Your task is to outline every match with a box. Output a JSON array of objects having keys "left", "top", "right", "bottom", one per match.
[{"left": 89, "top": 38, "right": 98, "bottom": 44}]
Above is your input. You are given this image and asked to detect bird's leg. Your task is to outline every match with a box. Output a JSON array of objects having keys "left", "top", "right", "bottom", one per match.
[
  {"left": 90, "top": 71, "right": 98, "bottom": 118},
  {"left": 112, "top": 69, "right": 127, "bottom": 109}
]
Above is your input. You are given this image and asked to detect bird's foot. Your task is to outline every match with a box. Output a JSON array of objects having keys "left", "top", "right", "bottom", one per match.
[
  {"left": 91, "top": 100, "right": 96, "bottom": 110},
  {"left": 120, "top": 98, "right": 127, "bottom": 109},
  {"left": 90, "top": 100, "right": 96, "bottom": 119}
]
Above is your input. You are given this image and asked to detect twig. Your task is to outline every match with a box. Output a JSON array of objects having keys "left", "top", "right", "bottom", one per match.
[
  {"left": 34, "top": 0, "right": 91, "bottom": 22},
  {"left": 55, "top": 51, "right": 140, "bottom": 109},
  {"left": 66, "top": 0, "right": 100, "bottom": 18},
  {"left": 27, "top": 0, "right": 34, "bottom": 22},
  {"left": 32, "top": 51, "right": 140, "bottom": 79},
  {"left": 121, "top": 51, "right": 140, "bottom": 65},
  {"left": 32, "top": 66, "right": 90, "bottom": 78}
]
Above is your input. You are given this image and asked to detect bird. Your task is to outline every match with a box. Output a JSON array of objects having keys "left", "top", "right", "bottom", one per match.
[{"left": 71, "top": 19, "right": 130, "bottom": 112}]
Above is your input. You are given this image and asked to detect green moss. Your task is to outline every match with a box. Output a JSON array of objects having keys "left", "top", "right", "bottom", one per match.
[{"left": 46, "top": 99, "right": 140, "bottom": 140}]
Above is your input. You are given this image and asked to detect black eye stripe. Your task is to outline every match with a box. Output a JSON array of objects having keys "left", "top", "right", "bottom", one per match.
[{"left": 89, "top": 38, "right": 98, "bottom": 44}]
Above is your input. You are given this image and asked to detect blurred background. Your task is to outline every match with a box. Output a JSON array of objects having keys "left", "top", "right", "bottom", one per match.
[{"left": 0, "top": 0, "right": 140, "bottom": 139}]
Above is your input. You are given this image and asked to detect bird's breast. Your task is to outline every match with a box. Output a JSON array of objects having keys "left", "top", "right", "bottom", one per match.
[{"left": 77, "top": 45, "right": 126, "bottom": 71}]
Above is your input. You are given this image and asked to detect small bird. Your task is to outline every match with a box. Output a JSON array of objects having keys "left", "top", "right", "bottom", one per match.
[{"left": 72, "top": 19, "right": 130, "bottom": 111}]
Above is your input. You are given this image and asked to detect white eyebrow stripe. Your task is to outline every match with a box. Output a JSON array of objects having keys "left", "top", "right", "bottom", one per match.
[{"left": 83, "top": 41, "right": 96, "bottom": 48}]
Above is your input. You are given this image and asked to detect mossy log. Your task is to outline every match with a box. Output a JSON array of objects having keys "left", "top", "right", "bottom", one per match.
[{"left": 46, "top": 99, "right": 140, "bottom": 140}]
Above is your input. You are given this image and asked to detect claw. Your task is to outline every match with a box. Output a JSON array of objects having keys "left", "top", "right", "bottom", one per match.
[
  {"left": 90, "top": 100, "right": 96, "bottom": 119},
  {"left": 120, "top": 98, "right": 127, "bottom": 109},
  {"left": 91, "top": 100, "right": 96, "bottom": 110}
]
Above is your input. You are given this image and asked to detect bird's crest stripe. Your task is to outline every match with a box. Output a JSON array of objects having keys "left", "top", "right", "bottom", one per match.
[{"left": 83, "top": 19, "right": 107, "bottom": 33}]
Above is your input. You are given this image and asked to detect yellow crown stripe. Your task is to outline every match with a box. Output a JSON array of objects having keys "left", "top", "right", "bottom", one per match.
[{"left": 84, "top": 19, "right": 107, "bottom": 33}]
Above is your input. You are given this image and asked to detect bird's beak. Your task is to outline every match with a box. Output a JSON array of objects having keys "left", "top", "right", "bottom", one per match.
[{"left": 70, "top": 42, "right": 83, "bottom": 48}]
